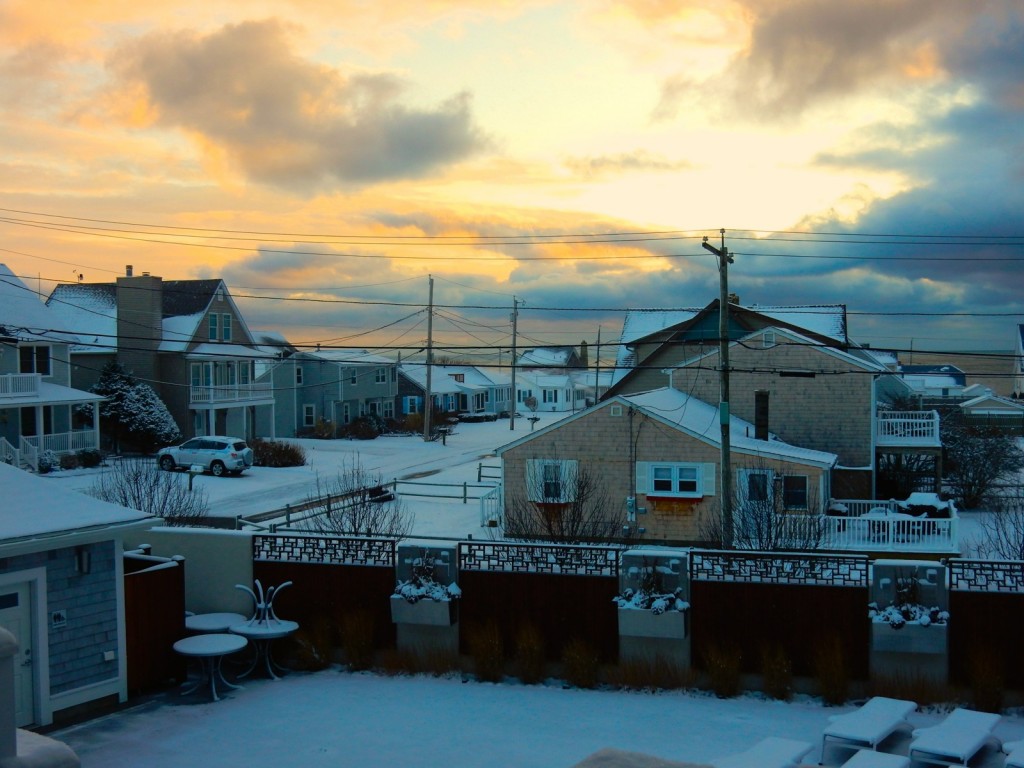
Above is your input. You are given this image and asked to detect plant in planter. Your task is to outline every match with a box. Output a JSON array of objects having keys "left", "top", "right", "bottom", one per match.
[
  {"left": 614, "top": 561, "right": 688, "bottom": 640},
  {"left": 869, "top": 568, "right": 949, "bottom": 657},
  {"left": 868, "top": 569, "right": 948, "bottom": 630},
  {"left": 391, "top": 552, "right": 461, "bottom": 626}
]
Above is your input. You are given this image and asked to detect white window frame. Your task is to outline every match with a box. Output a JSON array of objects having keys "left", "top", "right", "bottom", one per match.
[
  {"left": 208, "top": 313, "right": 218, "bottom": 341},
  {"left": 302, "top": 404, "right": 315, "bottom": 427},
  {"left": 383, "top": 400, "right": 394, "bottom": 419},
  {"left": 404, "top": 396, "right": 419, "bottom": 414},
  {"left": 295, "top": 366, "right": 303, "bottom": 385},
  {"left": 375, "top": 368, "right": 386, "bottom": 384},
  {"left": 647, "top": 463, "right": 703, "bottom": 498},
  {"left": 222, "top": 314, "right": 232, "bottom": 342},
  {"left": 526, "top": 459, "right": 578, "bottom": 503}
]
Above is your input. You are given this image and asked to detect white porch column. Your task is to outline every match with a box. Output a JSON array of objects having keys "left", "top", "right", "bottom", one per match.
[{"left": 91, "top": 402, "right": 100, "bottom": 453}]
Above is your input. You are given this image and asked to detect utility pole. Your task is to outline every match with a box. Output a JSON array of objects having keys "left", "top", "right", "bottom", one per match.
[
  {"left": 423, "top": 275, "right": 434, "bottom": 442},
  {"left": 594, "top": 326, "right": 602, "bottom": 403},
  {"left": 702, "top": 229, "right": 734, "bottom": 548},
  {"left": 509, "top": 297, "right": 519, "bottom": 431}
]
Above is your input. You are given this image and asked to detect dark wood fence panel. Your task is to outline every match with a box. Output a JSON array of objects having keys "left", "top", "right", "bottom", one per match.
[
  {"left": 691, "top": 581, "right": 869, "bottom": 678},
  {"left": 125, "top": 559, "right": 186, "bottom": 694},
  {"left": 458, "top": 570, "right": 619, "bottom": 662},
  {"left": 254, "top": 561, "right": 397, "bottom": 649}
]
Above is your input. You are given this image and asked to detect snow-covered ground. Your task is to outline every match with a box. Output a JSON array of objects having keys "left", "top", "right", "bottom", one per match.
[{"left": 51, "top": 668, "right": 1024, "bottom": 768}]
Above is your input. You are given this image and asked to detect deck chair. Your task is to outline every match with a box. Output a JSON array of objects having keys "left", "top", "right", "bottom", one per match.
[
  {"left": 711, "top": 736, "right": 813, "bottom": 768},
  {"left": 907, "top": 708, "right": 1001, "bottom": 766},
  {"left": 820, "top": 696, "right": 916, "bottom": 761},
  {"left": 1002, "top": 739, "right": 1024, "bottom": 768},
  {"left": 839, "top": 751, "right": 910, "bottom": 767}
]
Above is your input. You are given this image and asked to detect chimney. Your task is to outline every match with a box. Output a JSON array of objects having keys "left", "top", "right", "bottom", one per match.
[
  {"left": 115, "top": 271, "right": 163, "bottom": 383},
  {"left": 754, "top": 390, "right": 769, "bottom": 441},
  {"left": 126, "top": 264, "right": 133, "bottom": 277},
  {"left": 727, "top": 292, "right": 740, "bottom": 305}
]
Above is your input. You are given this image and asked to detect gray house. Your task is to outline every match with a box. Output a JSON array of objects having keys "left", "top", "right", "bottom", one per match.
[
  {"left": 0, "top": 462, "right": 153, "bottom": 726},
  {"left": 0, "top": 264, "right": 103, "bottom": 471},
  {"left": 258, "top": 349, "right": 398, "bottom": 437},
  {"left": 47, "top": 267, "right": 276, "bottom": 441}
]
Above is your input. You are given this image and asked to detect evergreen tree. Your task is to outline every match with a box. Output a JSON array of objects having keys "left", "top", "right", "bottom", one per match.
[{"left": 88, "top": 362, "right": 181, "bottom": 451}]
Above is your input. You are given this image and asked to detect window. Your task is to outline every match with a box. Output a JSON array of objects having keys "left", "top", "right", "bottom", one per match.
[
  {"left": 649, "top": 464, "right": 701, "bottom": 497},
  {"left": 350, "top": 369, "right": 357, "bottom": 385},
  {"left": 745, "top": 471, "right": 770, "bottom": 503},
  {"left": 543, "top": 389, "right": 558, "bottom": 404},
  {"left": 19, "top": 345, "right": 50, "bottom": 376},
  {"left": 762, "top": 330, "right": 776, "bottom": 348},
  {"left": 303, "top": 404, "right": 315, "bottom": 427},
  {"left": 208, "top": 314, "right": 218, "bottom": 341},
  {"left": 368, "top": 401, "right": 379, "bottom": 415},
  {"left": 375, "top": 368, "right": 386, "bottom": 384},
  {"left": 526, "top": 459, "right": 578, "bottom": 503},
  {"left": 782, "top": 475, "right": 809, "bottom": 510},
  {"left": 295, "top": 366, "right": 303, "bottom": 385},
  {"left": 383, "top": 400, "right": 394, "bottom": 419},
  {"left": 222, "top": 314, "right": 232, "bottom": 341},
  {"left": 343, "top": 403, "right": 351, "bottom": 424},
  {"left": 404, "top": 396, "right": 419, "bottom": 414}
]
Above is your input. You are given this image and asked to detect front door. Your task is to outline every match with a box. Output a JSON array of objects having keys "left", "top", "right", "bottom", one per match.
[{"left": 0, "top": 582, "right": 34, "bottom": 726}]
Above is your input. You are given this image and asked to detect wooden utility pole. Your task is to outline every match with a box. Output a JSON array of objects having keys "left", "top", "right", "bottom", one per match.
[
  {"left": 509, "top": 297, "right": 519, "bottom": 431},
  {"left": 423, "top": 275, "right": 434, "bottom": 441},
  {"left": 702, "top": 230, "right": 733, "bottom": 547}
]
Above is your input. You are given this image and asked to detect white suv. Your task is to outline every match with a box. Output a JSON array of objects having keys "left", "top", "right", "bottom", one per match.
[{"left": 157, "top": 436, "right": 254, "bottom": 477}]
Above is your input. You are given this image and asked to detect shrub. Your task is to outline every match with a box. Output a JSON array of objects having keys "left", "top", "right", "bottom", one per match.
[
  {"left": 468, "top": 621, "right": 505, "bottom": 683},
  {"left": 703, "top": 643, "right": 742, "bottom": 698},
  {"left": 814, "top": 635, "right": 849, "bottom": 706},
  {"left": 36, "top": 450, "right": 57, "bottom": 474},
  {"left": 340, "top": 610, "right": 375, "bottom": 671},
  {"left": 289, "top": 617, "right": 334, "bottom": 671},
  {"left": 251, "top": 438, "right": 307, "bottom": 468},
  {"left": 608, "top": 656, "right": 695, "bottom": 692},
  {"left": 514, "top": 623, "right": 546, "bottom": 684},
  {"left": 77, "top": 449, "right": 103, "bottom": 468},
  {"left": 562, "top": 638, "right": 600, "bottom": 689},
  {"left": 340, "top": 414, "right": 386, "bottom": 440},
  {"left": 59, "top": 453, "right": 81, "bottom": 471},
  {"left": 760, "top": 645, "right": 793, "bottom": 701}
]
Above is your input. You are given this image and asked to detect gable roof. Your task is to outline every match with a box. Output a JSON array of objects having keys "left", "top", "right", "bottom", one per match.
[
  {"left": 516, "top": 347, "right": 579, "bottom": 368},
  {"left": 0, "top": 264, "right": 75, "bottom": 343},
  {"left": 497, "top": 387, "right": 838, "bottom": 469},
  {"left": 959, "top": 392, "right": 1024, "bottom": 413}
]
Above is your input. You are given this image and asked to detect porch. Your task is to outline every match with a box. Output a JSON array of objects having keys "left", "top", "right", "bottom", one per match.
[
  {"left": 189, "top": 382, "right": 273, "bottom": 405},
  {"left": 817, "top": 497, "right": 959, "bottom": 554},
  {"left": 876, "top": 410, "right": 941, "bottom": 447}
]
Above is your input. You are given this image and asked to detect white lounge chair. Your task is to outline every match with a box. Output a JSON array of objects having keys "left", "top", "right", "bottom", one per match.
[
  {"left": 1002, "top": 739, "right": 1024, "bottom": 768},
  {"left": 711, "top": 736, "right": 813, "bottom": 768},
  {"left": 840, "top": 751, "right": 910, "bottom": 768},
  {"left": 820, "top": 696, "right": 916, "bottom": 761},
  {"left": 907, "top": 708, "right": 1001, "bottom": 766}
]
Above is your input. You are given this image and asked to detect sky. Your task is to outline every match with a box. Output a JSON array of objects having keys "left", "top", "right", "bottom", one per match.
[{"left": 2, "top": 1, "right": 1023, "bottom": 368}]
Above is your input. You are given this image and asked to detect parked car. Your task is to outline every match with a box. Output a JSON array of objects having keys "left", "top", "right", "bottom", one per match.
[{"left": 156, "top": 436, "right": 254, "bottom": 476}]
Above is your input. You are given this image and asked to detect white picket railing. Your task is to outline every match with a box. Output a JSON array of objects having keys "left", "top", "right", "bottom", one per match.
[
  {"left": 876, "top": 410, "right": 941, "bottom": 447},
  {"left": 0, "top": 373, "right": 41, "bottom": 398},
  {"left": 190, "top": 382, "right": 273, "bottom": 404}
]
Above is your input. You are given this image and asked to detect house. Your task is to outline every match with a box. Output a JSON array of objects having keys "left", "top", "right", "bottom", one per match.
[
  {"left": 957, "top": 389, "right": 1024, "bottom": 434},
  {"left": 515, "top": 346, "right": 582, "bottom": 371},
  {"left": 608, "top": 300, "right": 939, "bottom": 499},
  {"left": 0, "top": 462, "right": 153, "bottom": 726},
  {"left": 257, "top": 349, "right": 398, "bottom": 437},
  {"left": 897, "top": 364, "right": 968, "bottom": 400},
  {"left": 514, "top": 370, "right": 587, "bottom": 413},
  {"left": 398, "top": 364, "right": 512, "bottom": 420},
  {"left": 496, "top": 387, "right": 838, "bottom": 544},
  {"left": 47, "top": 267, "right": 276, "bottom": 441},
  {"left": 0, "top": 265, "right": 104, "bottom": 471}
]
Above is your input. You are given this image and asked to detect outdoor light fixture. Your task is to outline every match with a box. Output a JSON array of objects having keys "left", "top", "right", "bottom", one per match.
[{"left": 75, "top": 546, "right": 91, "bottom": 575}]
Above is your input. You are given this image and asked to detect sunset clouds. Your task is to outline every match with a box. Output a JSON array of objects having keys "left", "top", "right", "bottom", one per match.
[{"left": 1, "top": 0, "right": 1021, "bottom": 359}]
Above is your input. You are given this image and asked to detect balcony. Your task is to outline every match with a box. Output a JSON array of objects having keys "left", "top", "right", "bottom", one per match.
[
  {"left": 190, "top": 381, "right": 273, "bottom": 406},
  {"left": 875, "top": 410, "right": 941, "bottom": 448},
  {"left": 0, "top": 373, "right": 41, "bottom": 399},
  {"left": 816, "top": 497, "right": 959, "bottom": 553}
]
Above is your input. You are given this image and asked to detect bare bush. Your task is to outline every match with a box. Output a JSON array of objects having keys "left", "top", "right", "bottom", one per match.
[
  {"left": 89, "top": 458, "right": 208, "bottom": 524},
  {"left": 971, "top": 487, "right": 1024, "bottom": 560},
  {"left": 501, "top": 462, "right": 636, "bottom": 544},
  {"left": 942, "top": 414, "right": 1024, "bottom": 509},
  {"left": 300, "top": 458, "right": 413, "bottom": 538}
]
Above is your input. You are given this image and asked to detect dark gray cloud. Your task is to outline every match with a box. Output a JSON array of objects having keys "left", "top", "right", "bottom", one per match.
[{"left": 109, "top": 20, "right": 488, "bottom": 191}]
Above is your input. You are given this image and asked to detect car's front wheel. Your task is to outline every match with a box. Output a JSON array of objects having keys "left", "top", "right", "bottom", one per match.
[
  {"left": 210, "top": 460, "right": 226, "bottom": 477},
  {"left": 158, "top": 455, "right": 176, "bottom": 472}
]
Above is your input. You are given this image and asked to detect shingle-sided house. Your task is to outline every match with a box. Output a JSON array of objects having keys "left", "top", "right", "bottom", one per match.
[
  {"left": 496, "top": 387, "right": 838, "bottom": 544},
  {"left": 47, "top": 268, "right": 276, "bottom": 441},
  {"left": 398, "top": 364, "right": 512, "bottom": 419},
  {"left": 0, "top": 462, "right": 153, "bottom": 727},
  {"left": 608, "top": 300, "right": 939, "bottom": 499},
  {"left": 257, "top": 349, "right": 398, "bottom": 436},
  {"left": 0, "top": 265, "right": 104, "bottom": 471}
]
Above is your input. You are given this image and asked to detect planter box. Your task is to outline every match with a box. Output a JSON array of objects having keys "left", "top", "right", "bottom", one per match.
[
  {"left": 390, "top": 595, "right": 457, "bottom": 627},
  {"left": 871, "top": 621, "right": 947, "bottom": 655},
  {"left": 617, "top": 607, "right": 687, "bottom": 640}
]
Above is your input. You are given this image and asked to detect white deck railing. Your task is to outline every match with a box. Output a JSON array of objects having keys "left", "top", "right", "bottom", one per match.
[
  {"left": 190, "top": 381, "right": 273, "bottom": 404},
  {"left": 0, "top": 436, "right": 18, "bottom": 467},
  {"left": 876, "top": 410, "right": 941, "bottom": 447},
  {"left": 22, "top": 430, "right": 99, "bottom": 455},
  {"left": 807, "top": 496, "right": 959, "bottom": 553},
  {"left": 480, "top": 486, "right": 502, "bottom": 527},
  {"left": 0, "top": 373, "right": 41, "bottom": 399}
]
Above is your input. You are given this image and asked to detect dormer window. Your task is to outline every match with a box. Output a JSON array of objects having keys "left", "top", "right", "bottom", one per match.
[{"left": 763, "top": 331, "right": 776, "bottom": 349}]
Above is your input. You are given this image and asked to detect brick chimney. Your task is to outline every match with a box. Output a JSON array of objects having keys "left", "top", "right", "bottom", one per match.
[
  {"left": 115, "top": 272, "right": 163, "bottom": 382},
  {"left": 754, "top": 389, "right": 770, "bottom": 441}
]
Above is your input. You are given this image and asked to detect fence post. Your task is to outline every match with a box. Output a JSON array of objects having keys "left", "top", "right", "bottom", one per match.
[{"left": 477, "top": 463, "right": 482, "bottom": 482}]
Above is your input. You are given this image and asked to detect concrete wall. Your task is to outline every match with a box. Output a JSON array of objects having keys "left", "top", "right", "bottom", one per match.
[{"left": 131, "top": 529, "right": 254, "bottom": 616}]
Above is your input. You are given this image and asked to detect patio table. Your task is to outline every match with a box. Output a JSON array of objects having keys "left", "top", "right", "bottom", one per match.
[
  {"left": 229, "top": 619, "right": 299, "bottom": 680},
  {"left": 185, "top": 612, "right": 248, "bottom": 634},
  {"left": 173, "top": 633, "right": 248, "bottom": 701}
]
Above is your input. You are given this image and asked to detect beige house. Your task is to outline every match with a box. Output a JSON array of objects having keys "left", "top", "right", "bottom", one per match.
[
  {"left": 497, "top": 387, "right": 838, "bottom": 544},
  {"left": 609, "top": 301, "right": 939, "bottom": 499}
]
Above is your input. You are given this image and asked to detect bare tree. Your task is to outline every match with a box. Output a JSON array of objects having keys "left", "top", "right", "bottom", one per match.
[
  {"left": 970, "top": 487, "right": 1024, "bottom": 560},
  {"left": 501, "top": 461, "right": 636, "bottom": 544},
  {"left": 89, "top": 458, "right": 208, "bottom": 525},
  {"left": 698, "top": 466, "right": 826, "bottom": 551},
  {"left": 941, "top": 412, "right": 1024, "bottom": 509},
  {"left": 300, "top": 457, "right": 413, "bottom": 538}
]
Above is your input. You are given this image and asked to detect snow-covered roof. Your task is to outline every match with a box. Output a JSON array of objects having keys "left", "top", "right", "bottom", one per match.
[
  {"left": 0, "top": 264, "right": 76, "bottom": 343},
  {"left": 959, "top": 393, "right": 1024, "bottom": 413},
  {"left": 0, "top": 462, "right": 153, "bottom": 549},
  {"left": 401, "top": 363, "right": 506, "bottom": 392},
  {"left": 186, "top": 343, "right": 280, "bottom": 360},
  {"left": 308, "top": 349, "right": 395, "bottom": 366},
  {"left": 45, "top": 281, "right": 117, "bottom": 352},
  {"left": 498, "top": 386, "right": 838, "bottom": 468},
  {"left": 516, "top": 347, "right": 576, "bottom": 368}
]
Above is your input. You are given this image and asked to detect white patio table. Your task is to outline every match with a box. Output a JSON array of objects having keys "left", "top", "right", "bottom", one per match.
[
  {"left": 229, "top": 619, "right": 299, "bottom": 680},
  {"left": 172, "top": 633, "right": 248, "bottom": 701},
  {"left": 185, "top": 612, "right": 248, "bottom": 634}
]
